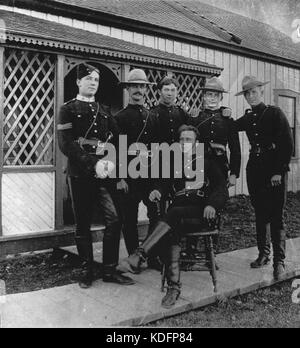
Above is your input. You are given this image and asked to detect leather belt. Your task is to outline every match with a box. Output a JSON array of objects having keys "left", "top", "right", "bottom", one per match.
[
  {"left": 77, "top": 137, "right": 103, "bottom": 147},
  {"left": 210, "top": 143, "right": 226, "bottom": 156},
  {"left": 175, "top": 189, "right": 205, "bottom": 198},
  {"left": 77, "top": 137, "right": 106, "bottom": 155},
  {"left": 250, "top": 143, "right": 276, "bottom": 155}
]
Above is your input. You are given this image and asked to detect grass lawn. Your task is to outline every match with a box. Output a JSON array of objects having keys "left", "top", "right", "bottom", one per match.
[{"left": 147, "top": 279, "right": 300, "bottom": 328}]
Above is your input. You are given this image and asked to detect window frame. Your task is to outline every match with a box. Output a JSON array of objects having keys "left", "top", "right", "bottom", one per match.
[{"left": 274, "top": 89, "right": 299, "bottom": 160}]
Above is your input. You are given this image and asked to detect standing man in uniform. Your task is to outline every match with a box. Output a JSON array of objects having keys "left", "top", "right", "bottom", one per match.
[
  {"left": 189, "top": 77, "right": 241, "bottom": 266},
  {"left": 57, "top": 63, "right": 134, "bottom": 288},
  {"left": 190, "top": 77, "right": 241, "bottom": 185},
  {"left": 115, "top": 69, "right": 160, "bottom": 260},
  {"left": 146, "top": 76, "right": 190, "bottom": 269},
  {"left": 235, "top": 76, "right": 294, "bottom": 280},
  {"left": 152, "top": 76, "right": 190, "bottom": 146}
]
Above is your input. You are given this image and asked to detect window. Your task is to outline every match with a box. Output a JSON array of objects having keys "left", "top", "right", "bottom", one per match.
[{"left": 274, "top": 89, "right": 299, "bottom": 158}]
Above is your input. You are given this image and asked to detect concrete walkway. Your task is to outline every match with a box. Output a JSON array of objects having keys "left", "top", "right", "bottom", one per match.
[{"left": 1, "top": 238, "right": 300, "bottom": 328}]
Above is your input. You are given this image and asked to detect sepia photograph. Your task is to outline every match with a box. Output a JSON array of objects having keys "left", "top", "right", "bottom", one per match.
[{"left": 0, "top": 0, "right": 299, "bottom": 331}]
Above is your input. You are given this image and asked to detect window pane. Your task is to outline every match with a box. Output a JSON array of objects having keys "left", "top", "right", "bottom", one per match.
[{"left": 278, "top": 95, "right": 295, "bottom": 127}]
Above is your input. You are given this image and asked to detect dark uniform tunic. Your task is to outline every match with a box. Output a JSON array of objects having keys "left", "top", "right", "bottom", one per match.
[
  {"left": 149, "top": 103, "right": 190, "bottom": 218},
  {"left": 57, "top": 96, "right": 121, "bottom": 271},
  {"left": 150, "top": 103, "right": 190, "bottom": 145},
  {"left": 189, "top": 108, "right": 241, "bottom": 179},
  {"left": 235, "top": 102, "right": 294, "bottom": 263},
  {"left": 155, "top": 149, "right": 228, "bottom": 243},
  {"left": 115, "top": 104, "right": 160, "bottom": 255}
]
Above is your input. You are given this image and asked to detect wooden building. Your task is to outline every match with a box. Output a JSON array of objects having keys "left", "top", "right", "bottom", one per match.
[{"left": 0, "top": 0, "right": 299, "bottom": 255}]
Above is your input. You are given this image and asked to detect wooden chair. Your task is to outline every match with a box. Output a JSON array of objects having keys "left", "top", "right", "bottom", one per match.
[{"left": 161, "top": 215, "right": 220, "bottom": 293}]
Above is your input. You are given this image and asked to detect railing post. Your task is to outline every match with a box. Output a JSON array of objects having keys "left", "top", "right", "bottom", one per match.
[
  {"left": 55, "top": 55, "right": 65, "bottom": 230},
  {"left": 0, "top": 46, "right": 5, "bottom": 236}
]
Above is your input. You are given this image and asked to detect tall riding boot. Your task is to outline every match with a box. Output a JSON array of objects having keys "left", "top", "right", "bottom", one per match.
[
  {"left": 120, "top": 221, "right": 172, "bottom": 274},
  {"left": 75, "top": 236, "right": 94, "bottom": 289},
  {"left": 272, "top": 228, "right": 286, "bottom": 280},
  {"left": 102, "top": 222, "right": 135, "bottom": 285},
  {"left": 250, "top": 222, "right": 271, "bottom": 268},
  {"left": 162, "top": 245, "right": 182, "bottom": 309}
]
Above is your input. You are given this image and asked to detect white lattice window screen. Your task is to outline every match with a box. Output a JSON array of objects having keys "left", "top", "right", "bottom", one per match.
[
  {"left": 3, "top": 49, "right": 56, "bottom": 166},
  {"left": 142, "top": 68, "right": 167, "bottom": 109},
  {"left": 173, "top": 72, "right": 205, "bottom": 117}
]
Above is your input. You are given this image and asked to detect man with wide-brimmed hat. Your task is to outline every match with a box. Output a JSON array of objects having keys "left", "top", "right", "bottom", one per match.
[
  {"left": 115, "top": 69, "right": 160, "bottom": 262},
  {"left": 235, "top": 75, "right": 294, "bottom": 280},
  {"left": 189, "top": 76, "right": 241, "bottom": 268},
  {"left": 57, "top": 63, "right": 134, "bottom": 288},
  {"left": 191, "top": 77, "right": 241, "bottom": 184}
]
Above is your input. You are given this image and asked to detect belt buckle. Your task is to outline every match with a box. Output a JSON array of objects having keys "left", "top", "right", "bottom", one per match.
[
  {"left": 197, "top": 190, "right": 205, "bottom": 198},
  {"left": 215, "top": 149, "right": 224, "bottom": 156}
]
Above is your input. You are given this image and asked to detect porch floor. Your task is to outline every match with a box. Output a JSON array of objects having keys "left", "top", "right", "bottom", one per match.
[{"left": 1, "top": 238, "right": 300, "bottom": 328}]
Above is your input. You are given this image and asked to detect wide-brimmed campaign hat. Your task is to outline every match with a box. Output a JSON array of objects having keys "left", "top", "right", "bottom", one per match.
[
  {"left": 200, "top": 77, "right": 228, "bottom": 93},
  {"left": 120, "top": 69, "right": 156, "bottom": 86},
  {"left": 235, "top": 76, "right": 270, "bottom": 96}
]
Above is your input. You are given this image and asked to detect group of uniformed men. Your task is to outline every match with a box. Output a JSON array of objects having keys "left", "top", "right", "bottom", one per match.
[{"left": 58, "top": 63, "right": 293, "bottom": 309}]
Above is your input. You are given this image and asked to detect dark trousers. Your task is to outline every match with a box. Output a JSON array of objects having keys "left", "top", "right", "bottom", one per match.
[
  {"left": 68, "top": 177, "right": 121, "bottom": 272},
  {"left": 117, "top": 181, "right": 159, "bottom": 255},
  {"left": 247, "top": 168, "right": 287, "bottom": 264},
  {"left": 164, "top": 202, "right": 206, "bottom": 244}
]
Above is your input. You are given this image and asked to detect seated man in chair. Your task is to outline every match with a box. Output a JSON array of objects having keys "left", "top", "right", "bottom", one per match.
[{"left": 120, "top": 125, "right": 228, "bottom": 308}]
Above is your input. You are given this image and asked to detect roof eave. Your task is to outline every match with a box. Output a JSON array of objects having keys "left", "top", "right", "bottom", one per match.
[
  {"left": 3, "top": 30, "right": 222, "bottom": 76},
  {"left": 6, "top": 0, "right": 300, "bottom": 70}
]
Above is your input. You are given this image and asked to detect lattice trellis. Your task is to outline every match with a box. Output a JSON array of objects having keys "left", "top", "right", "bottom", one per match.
[
  {"left": 3, "top": 49, "right": 56, "bottom": 166},
  {"left": 173, "top": 72, "right": 206, "bottom": 117},
  {"left": 144, "top": 68, "right": 167, "bottom": 109},
  {"left": 131, "top": 66, "right": 205, "bottom": 115}
]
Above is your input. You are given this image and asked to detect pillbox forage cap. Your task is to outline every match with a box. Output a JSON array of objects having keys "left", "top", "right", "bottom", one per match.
[{"left": 77, "top": 63, "right": 100, "bottom": 80}]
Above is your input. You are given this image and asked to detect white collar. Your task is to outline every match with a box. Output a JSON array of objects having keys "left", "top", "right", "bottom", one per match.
[{"left": 76, "top": 95, "right": 95, "bottom": 103}]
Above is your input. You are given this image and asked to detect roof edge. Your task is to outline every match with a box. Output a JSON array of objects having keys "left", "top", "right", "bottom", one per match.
[
  {"left": 2, "top": 28, "right": 222, "bottom": 75},
  {"left": 3, "top": 0, "right": 300, "bottom": 70}
]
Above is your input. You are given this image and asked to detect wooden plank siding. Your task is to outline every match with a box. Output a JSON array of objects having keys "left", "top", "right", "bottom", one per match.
[
  {"left": 1, "top": 5, "right": 300, "bottom": 193},
  {"left": 2, "top": 172, "right": 55, "bottom": 236}
]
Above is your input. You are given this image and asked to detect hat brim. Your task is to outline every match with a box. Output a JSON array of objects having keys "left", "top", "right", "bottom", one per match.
[
  {"left": 235, "top": 81, "right": 270, "bottom": 96},
  {"left": 119, "top": 80, "right": 156, "bottom": 86},
  {"left": 199, "top": 87, "right": 228, "bottom": 93}
]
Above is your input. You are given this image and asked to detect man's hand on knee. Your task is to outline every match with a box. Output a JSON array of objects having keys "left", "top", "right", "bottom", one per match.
[{"left": 203, "top": 206, "right": 216, "bottom": 220}]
